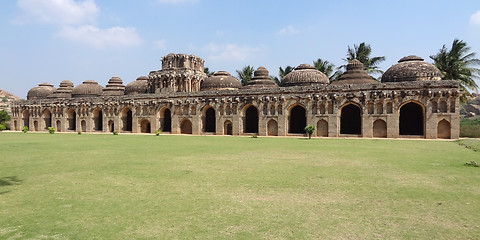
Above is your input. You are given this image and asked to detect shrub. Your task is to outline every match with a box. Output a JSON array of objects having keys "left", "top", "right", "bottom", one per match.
[
  {"left": 156, "top": 129, "right": 162, "bottom": 136},
  {"left": 0, "top": 124, "right": 6, "bottom": 132},
  {"left": 113, "top": 130, "right": 118, "bottom": 135},
  {"left": 22, "top": 126, "right": 28, "bottom": 133},
  {"left": 48, "top": 127, "right": 55, "bottom": 134},
  {"left": 251, "top": 133, "right": 258, "bottom": 138},
  {"left": 304, "top": 125, "right": 316, "bottom": 139},
  {"left": 77, "top": 131, "right": 82, "bottom": 135}
]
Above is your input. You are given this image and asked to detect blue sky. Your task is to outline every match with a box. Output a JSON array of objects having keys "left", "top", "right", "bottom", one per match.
[{"left": 1, "top": 0, "right": 479, "bottom": 98}]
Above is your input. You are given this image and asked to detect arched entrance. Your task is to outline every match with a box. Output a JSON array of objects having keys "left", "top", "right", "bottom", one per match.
[
  {"left": 14, "top": 120, "right": 18, "bottom": 131},
  {"left": 140, "top": 119, "right": 151, "bottom": 133},
  {"left": 108, "top": 120, "right": 114, "bottom": 132},
  {"left": 340, "top": 103, "right": 361, "bottom": 135},
  {"left": 267, "top": 119, "right": 278, "bottom": 136},
  {"left": 180, "top": 119, "right": 192, "bottom": 134},
  {"left": 81, "top": 120, "right": 86, "bottom": 132},
  {"left": 93, "top": 108, "right": 103, "bottom": 131},
  {"left": 67, "top": 109, "right": 76, "bottom": 131},
  {"left": 317, "top": 119, "right": 328, "bottom": 137},
  {"left": 437, "top": 119, "right": 451, "bottom": 139},
  {"left": 56, "top": 120, "right": 61, "bottom": 132},
  {"left": 122, "top": 108, "right": 133, "bottom": 132},
  {"left": 399, "top": 102, "right": 424, "bottom": 136},
  {"left": 22, "top": 110, "right": 30, "bottom": 129},
  {"left": 245, "top": 105, "right": 259, "bottom": 133},
  {"left": 204, "top": 107, "right": 215, "bottom": 133},
  {"left": 43, "top": 109, "right": 52, "bottom": 130},
  {"left": 224, "top": 120, "right": 232, "bottom": 135},
  {"left": 373, "top": 119, "right": 387, "bottom": 138},
  {"left": 289, "top": 105, "right": 306, "bottom": 134},
  {"left": 161, "top": 108, "right": 172, "bottom": 132}
]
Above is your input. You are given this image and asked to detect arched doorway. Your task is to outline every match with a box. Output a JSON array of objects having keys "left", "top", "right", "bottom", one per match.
[
  {"left": 340, "top": 104, "right": 361, "bottom": 135},
  {"left": 140, "top": 119, "right": 151, "bottom": 133},
  {"left": 43, "top": 109, "right": 52, "bottom": 130},
  {"left": 204, "top": 107, "right": 215, "bottom": 133},
  {"left": 67, "top": 109, "right": 76, "bottom": 131},
  {"left": 180, "top": 119, "right": 192, "bottom": 134},
  {"left": 56, "top": 120, "right": 61, "bottom": 132},
  {"left": 267, "top": 119, "right": 278, "bottom": 136},
  {"left": 14, "top": 120, "right": 18, "bottom": 131},
  {"left": 399, "top": 102, "right": 424, "bottom": 136},
  {"left": 289, "top": 105, "right": 306, "bottom": 134},
  {"left": 108, "top": 120, "right": 114, "bottom": 132},
  {"left": 22, "top": 110, "right": 29, "bottom": 129},
  {"left": 373, "top": 119, "right": 387, "bottom": 138},
  {"left": 161, "top": 108, "right": 172, "bottom": 132},
  {"left": 93, "top": 108, "right": 103, "bottom": 131},
  {"left": 437, "top": 119, "right": 451, "bottom": 139},
  {"left": 245, "top": 105, "right": 259, "bottom": 133},
  {"left": 224, "top": 120, "right": 233, "bottom": 135},
  {"left": 81, "top": 120, "right": 86, "bottom": 132},
  {"left": 122, "top": 108, "right": 133, "bottom": 132},
  {"left": 317, "top": 119, "right": 328, "bottom": 137}
]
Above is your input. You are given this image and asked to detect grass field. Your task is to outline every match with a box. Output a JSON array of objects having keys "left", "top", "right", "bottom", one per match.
[{"left": 0, "top": 132, "right": 479, "bottom": 239}]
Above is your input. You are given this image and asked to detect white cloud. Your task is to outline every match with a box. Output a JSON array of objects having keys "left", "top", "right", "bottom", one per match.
[
  {"left": 203, "top": 43, "right": 261, "bottom": 61},
  {"left": 16, "top": 0, "right": 99, "bottom": 25},
  {"left": 153, "top": 40, "right": 167, "bottom": 50},
  {"left": 277, "top": 25, "right": 298, "bottom": 36},
  {"left": 57, "top": 25, "right": 142, "bottom": 48},
  {"left": 471, "top": 10, "right": 480, "bottom": 26},
  {"left": 157, "top": 0, "right": 198, "bottom": 3}
]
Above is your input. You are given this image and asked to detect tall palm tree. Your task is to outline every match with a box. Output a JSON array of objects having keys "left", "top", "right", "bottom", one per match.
[
  {"left": 272, "top": 66, "right": 294, "bottom": 85},
  {"left": 430, "top": 39, "right": 480, "bottom": 102},
  {"left": 204, "top": 67, "right": 215, "bottom": 76},
  {"left": 236, "top": 65, "right": 255, "bottom": 86},
  {"left": 313, "top": 58, "right": 342, "bottom": 82},
  {"left": 342, "top": 42, "right": 386, "bottom": 76}
]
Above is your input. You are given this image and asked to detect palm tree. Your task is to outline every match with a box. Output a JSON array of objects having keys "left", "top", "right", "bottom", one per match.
[
  {"left": 204, "top": 67, "right": 215, "bottom": 76},
  {"left": 236, "top": 65, "right": 255, "bottom": 86},
  {"left": 313, "top": 58, "right": 342, "bottom": 82},
  {"left": 342, "top": 42, "right": 385, "bottom": 76},
  {"left": 430, "top": 39, "right": 480, "bottom": 102},
  {"left": 272, "top": 66, "right": 294, "bottom": 85}
]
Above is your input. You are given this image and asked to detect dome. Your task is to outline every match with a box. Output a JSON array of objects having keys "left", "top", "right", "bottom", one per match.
[
  {"left": 27, "top": 83, "right": 56, "bottom": 100},
  {"left": 71, "top": 80, "right": 103, "bottom": 98},
  {"left": 200, "top": 71, "right": 241, "bottom": 91},
  {"left": 125, "top": 76, "right": 148, "bottom": 95},
  {"left": 103, "top": 76, "right": 125, "bottom": 96},
  {"left": 245, "top": 67, "right": 277, "bottom": 88},
  {"left": 281, "top": 64, "right": 329, "bottom": 86},
  {"left": 381, "top": 55, "right": 442, "bottom": 83},
  {"left": 331, "top": 59, "right": 378, "bottom": 85},
  {"left": 48, "top": 80, "right": 74, "bottom": 98}
]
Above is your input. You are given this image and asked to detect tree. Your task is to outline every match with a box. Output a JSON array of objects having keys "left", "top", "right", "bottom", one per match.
[
  {"left": 342, "top": 42, "right": 386, "bottom": 76},
  {"left": 236, "top": 65, "right": 255, "bottom": 86},
  {"left": 304, "top": 125, "right": 316, "bottom": 139},
  {"left": 313, "top": 58, "right": 342, "bottom": 82},
  {"left": 430, "top": 39, "right": 480, "bottom": 102},
  {"left": 0, "top": 110, "right": 10, "bottom": 125},
  {"left": 204, "top": 67, "right": 215, "bottom": 76},
  {"left": 272, "top": 66, "right": 294, "bottom": 85}
]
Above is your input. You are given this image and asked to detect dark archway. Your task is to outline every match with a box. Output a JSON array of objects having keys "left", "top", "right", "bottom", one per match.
[
  {"left": 289, "top": 105, "right": 306, "bottom": 134},
  {"left": 205, "top": 107, "right": 215, "bottom": 133},
  {"left": 22, "top": 110, "right": 30, "bottom": 129},
  {"left": 67, "top": 109, "right": 76, "bottom": 131},
  {"left": 140, "top": 120, "right": 151, "bottom": 133},
  {"left": 340, "top": 104, "right": 361, "bottom": 135},
  {"left": 93, "top": 109, "right": 103, "bottom": 131},
  {"left": 224, "top": 120, "right": 233, "bottom": 135},
  {"left": 108, "top": 120, "right": 114, "bottom": 132},
  {"left": 122, "top": 108, "right": 133, "bottom": 132},
  {"left": 180, "top": 119, "right": 192, "bottom": 134},
  {"left": 245, "top": 105, "right": 259, "bottom": 133},
  {"left": 163, "top": 108, "right": 172, "bottom": 132},
  {"left": 399, "top": 102, "right": 424, "bottom": 135},
  {"left": 43, "top": 109, "right": 51, "bottom": 130}
]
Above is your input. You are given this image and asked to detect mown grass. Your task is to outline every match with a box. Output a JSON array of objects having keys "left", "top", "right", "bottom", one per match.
[{"left": 0, "top": 132, "right": 479, "bottom": 239}]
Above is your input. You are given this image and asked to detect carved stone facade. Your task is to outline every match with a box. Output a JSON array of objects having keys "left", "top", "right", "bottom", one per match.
[{"left": 10, "top": 53, "right": 460, "bottom": 139}]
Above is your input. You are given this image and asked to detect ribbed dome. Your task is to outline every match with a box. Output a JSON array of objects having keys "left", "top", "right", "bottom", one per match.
[
  {"left": 381, "top": 55, "right": 442, "bottom": 83},
  {"left": 245, "top": 67, "right": 277, "bottom": 88},
  {"left": 27, "top": 83, "right": 56, "bottom": 100},
  {"left": 125, "top": 76, "right": 148, "bottom": 95},
  {"left": 72, "top": 80, "right": 103, "bottom": 98},
  {"left": 103, "top": 76, "right": 125, "bottom": 96},
  {"left": 282, "top": 64, "right": 329, "bottom": 86},
  {"left": 200, "top": 71, "right": 241, "bottom": 91},
  {"left": 331, "top": 59, "right": 378, "bottom": 85},
  {"left": 48, "top": 80, "right": 74, "bottom": 98}
]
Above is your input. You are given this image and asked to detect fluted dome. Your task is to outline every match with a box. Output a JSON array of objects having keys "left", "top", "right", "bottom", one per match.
[
  {"left": 27, "top": 83, "right": 56, "bottom": 100},
  {"left": 71, "top": 80, "right": 103, "bottom": 98},
  {"left": 200, "top": 71, "right": 241, "bottom": 91},
  {"left": 103, "top": 76, "right": 125, "bottom": 96},
  {"left": 381, "top": 55, "right": 442, "bottom": 83},
  {"left": 48, "top": 80, "right": 74, "bottom": 98},
  {"left": 331, "top": 59, "right": 378, "bottom": 85},
  {"left": 245, "top": 67, "right": 277, "bottom": 88},
  {"left": 125, "top": 76, "right": 148, "bottom": 95},
  {"left": 282, "top": 64, "right": 329, "bottom": 86}
]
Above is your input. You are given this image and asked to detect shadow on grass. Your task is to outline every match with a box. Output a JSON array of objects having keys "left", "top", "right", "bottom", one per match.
[{"left": 0, "top": 176, "right": 23, "bottom": 187}]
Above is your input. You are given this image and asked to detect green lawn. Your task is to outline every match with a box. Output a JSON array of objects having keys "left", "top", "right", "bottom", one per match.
[{"left": 0, "top": 133, "right": 479, "bottom": 239}]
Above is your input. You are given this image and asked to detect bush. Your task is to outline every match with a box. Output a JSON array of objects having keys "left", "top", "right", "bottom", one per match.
[
  {"left": 251, "top": 133, "right": 258, "bottom": 138},
  {"left": 304, "top": 125, "right": 316, "bottom": 139},
  {"left": 156, "top": 129, "right": 162, "bottom": 136},
  {"left": 22, "top": 126, "right": 28, "bottom": 133},
  {"left": 0, "top": 124, "right": 6, "bottom": 132},
  {"left": 460, "top": 118, "right": 480, "bottom": 138},
  {"left": 48, "top": 127, "right": 55, "bottom": 134},
  {"left": 77, "top": 131, "right": 82, "bottom": 135},
  {"left": 113, "top": 130, "right": 118, "bottom": 135}
]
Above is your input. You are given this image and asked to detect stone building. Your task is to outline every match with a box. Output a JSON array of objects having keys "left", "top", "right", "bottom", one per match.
[{"left": 10, "top": 53, "right": 460, "bottom": 139}]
